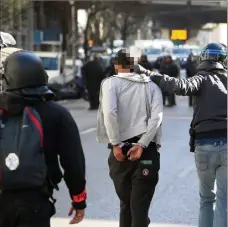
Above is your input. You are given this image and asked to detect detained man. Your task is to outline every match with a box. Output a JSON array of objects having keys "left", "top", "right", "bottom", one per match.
[{"left": 97, "top": 49, "right": 163, "bottom": 227}]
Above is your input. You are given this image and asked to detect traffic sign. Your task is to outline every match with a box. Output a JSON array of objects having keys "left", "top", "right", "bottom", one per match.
[{"left": 170, "top": 29, "right": 188, "bottom": 41}]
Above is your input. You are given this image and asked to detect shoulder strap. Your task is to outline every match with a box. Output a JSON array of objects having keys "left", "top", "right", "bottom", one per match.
[
  {"left": 144, "top": 82, "right": 151, "bottom": 124},
  {"left": 25, "top": 106, "right": 44, "bottom": 148}
]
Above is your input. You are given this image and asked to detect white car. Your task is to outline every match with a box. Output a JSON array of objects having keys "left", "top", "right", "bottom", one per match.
[{"left": 34, "top": 51, "right": 64, "bottom": 84}]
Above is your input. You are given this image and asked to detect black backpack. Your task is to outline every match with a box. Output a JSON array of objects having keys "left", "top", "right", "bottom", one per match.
[{"left": 0, "top": 106, "right": 47, "bottom": 190}]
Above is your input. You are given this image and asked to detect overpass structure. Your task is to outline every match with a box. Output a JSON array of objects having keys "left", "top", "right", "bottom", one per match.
[
  {"left": 30, "top": 0, "right": 227, "bottom": 50},
  {"left": 39, "top": 0, "right": 227, "bottom": 29},
  {"left": 71, "top": 0, "right": 227, "bottom": 29}
]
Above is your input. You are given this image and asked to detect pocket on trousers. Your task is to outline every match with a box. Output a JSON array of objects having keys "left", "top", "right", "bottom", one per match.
[
  {"left": 18, "top": 199, "right": 54, "bottom": 224},
  {"left": 194, "top": 151, "right": 209, "bottom": 171},
  {"left": 108, "top": 151, "right": 121, "bottom": 179},
  {"left": 138, "top": 163, "right": 159, "bottom": 186},
  {"left": 138, "top": 152, "right": 160, "bottom": 183}
]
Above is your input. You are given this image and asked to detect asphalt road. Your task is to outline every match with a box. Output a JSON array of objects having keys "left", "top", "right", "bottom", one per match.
[{"left": 51, "top": 70, "right": 199, "bottom": 227}]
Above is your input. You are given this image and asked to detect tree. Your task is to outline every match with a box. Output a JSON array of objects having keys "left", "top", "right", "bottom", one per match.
[
  {"left": 0, "top": 0, "right": 30, "bottom": 31},
  {"left": 88, "top": 8, "right": 116, "bottom": 46},
  {"left": 82, "top": 1, "right": 114, "bottom": 60},
  {"left": 115, "top": 12, "right": 149, "bottom": 46}
]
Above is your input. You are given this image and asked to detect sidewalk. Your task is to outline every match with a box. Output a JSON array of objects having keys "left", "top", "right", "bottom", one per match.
[{"left": 51, "top": 218, "right": 197, "bottom": 227}]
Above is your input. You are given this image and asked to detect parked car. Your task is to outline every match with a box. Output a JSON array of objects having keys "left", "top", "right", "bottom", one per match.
[{"left": 34, "top": 51, "right": 82, "bottom": 100}]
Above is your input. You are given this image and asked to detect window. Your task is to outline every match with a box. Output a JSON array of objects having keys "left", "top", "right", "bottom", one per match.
[
  {"left": 40, "top": 57, "right": 58, "bottom": 70},
  {"left": 144, "top": 48, "right": 162, "bottom": 55}
]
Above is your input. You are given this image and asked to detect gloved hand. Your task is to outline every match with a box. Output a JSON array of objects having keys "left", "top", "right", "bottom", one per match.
[
  {"left": 134, "top": 64, "right": 148, "bottom": 75},
  {"left": 134, "top": 64, "right": 157, "bottom": 77}
]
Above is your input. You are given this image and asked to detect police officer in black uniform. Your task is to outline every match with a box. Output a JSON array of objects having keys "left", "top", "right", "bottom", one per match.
[{"left": 136, "top": 42, "right": 227, "bottom": 227}]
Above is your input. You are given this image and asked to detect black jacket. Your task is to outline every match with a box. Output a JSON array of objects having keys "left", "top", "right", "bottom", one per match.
[
  {"left": 139, "top": 61, "right": 152, "bottom": 71},
  {"left": 159, "top": 62, "right": 179, "bottom": 78},
  {"left": 104, "top": 64, "right": 116, "bottom": 78},
  {"left": 82, "top": 60, "right": 105, "bottom": 92},
  {"left": 143, "top": 62, "right": 227, "bottom": 138},
  {"left": 186, "top": 56, "right": 198, "bottom": 78},
  {"left": 0, "top": 87, "right": 86, "bottom": 209}
]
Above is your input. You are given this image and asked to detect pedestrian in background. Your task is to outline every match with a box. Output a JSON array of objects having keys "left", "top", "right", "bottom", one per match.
[
  {"left": 139, "top": 54, "right": 152, "bottom": 71},
  {"left": 104, "top": 57, "right": 116, "bottom": 78},
  {"left": 82, "top": 55, "right": 105, "bottom": 110},
  {"left": 135, "top": 42, "right": 227, "bottom": 227},
  {"left": 159, "top": 55, "right": 179, "bottom": 106}
]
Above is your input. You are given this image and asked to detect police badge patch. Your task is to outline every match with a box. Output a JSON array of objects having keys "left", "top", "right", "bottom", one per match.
[{"left": 5, "top": 153, "right": 20, "bottom": 171}]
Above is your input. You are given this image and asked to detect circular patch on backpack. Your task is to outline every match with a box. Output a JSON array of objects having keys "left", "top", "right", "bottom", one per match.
[{"left": 5, "top": 153, "right": 20, "bottom": 171}]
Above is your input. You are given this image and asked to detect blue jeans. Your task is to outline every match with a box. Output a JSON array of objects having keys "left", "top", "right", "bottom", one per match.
[{"left": 195, "top": 140, "right": 227, "bottom": 227}]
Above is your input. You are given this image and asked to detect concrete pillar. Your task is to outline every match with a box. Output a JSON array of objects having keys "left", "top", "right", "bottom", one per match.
[
  {"left": 71, "top": 1, "right": 76, "bottom": 75},
  {"left": 27, "top": 0, "right": 34, "bottom": 50}
]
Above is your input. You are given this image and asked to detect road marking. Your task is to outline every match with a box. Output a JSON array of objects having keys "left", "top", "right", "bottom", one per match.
[
  {"left": 165, "top": 116, "right": 192, "bottom": 120},
  {"left": 80, "top": 127, "right": 96, "bottom": 135},
  {"left": 178, "top": 164, "right": 195, "bottom": 178}
]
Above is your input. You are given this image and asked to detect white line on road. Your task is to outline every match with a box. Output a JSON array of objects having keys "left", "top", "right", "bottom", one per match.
[
  {"left": 164, "top": 116, "right": 192, "bottom": 120},
  {"left": 80, "top": 127, "right": 96, "bottom": 135},
  {"left": 178, "top": 164, "right": 195, "bottom": 178}
]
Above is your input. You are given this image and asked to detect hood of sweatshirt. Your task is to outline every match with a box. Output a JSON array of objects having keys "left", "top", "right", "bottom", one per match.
[{"left": 114, "top": 72, "right": 150, "bottom": 83}]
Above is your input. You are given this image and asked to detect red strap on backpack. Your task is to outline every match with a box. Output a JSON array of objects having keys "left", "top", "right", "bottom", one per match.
[{"left": 25, "top": 107, "right": 44, "bottom": 148}]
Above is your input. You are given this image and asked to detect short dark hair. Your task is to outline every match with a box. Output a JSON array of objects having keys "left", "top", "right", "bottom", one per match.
[{"left": 114, "top": 49, "right": 134, "bottom": 71}]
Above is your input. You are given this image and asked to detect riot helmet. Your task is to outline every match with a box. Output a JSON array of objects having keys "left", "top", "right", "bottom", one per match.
[
  {"left": 3, "top": 50, "right": 48, "bottom": 91},
  {"left": 199, "top": 43, "right": 227, "bottom": 68}
]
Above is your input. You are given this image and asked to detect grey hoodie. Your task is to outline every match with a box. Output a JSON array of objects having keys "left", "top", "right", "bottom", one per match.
[{"left": 96, "top": 72, "right": 163, "bottom": 147}]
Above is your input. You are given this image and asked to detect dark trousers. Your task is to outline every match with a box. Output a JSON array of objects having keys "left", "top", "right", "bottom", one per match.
[
  {"left": 88, "top": 90, "right": 99, "bottom": 109},
  {"left": 162, "top": 92, "right": 167, "bottom": 105},
  {"left": 108, "top": 142, "right": 160, "bottom": 227},
  {"left": 168, "top": 94, "right": 176, "bottom": 106},
  {"left": 163, "top": 93, "right": 175, "bottom": 106},
  {"left": 0, "top": 190, "right": 55, "bottom": 227},
  {"left": 189, "top": 96, "right": 193, "bottom": 106}
]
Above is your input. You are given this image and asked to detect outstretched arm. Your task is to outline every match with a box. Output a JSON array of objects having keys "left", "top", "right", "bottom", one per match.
[{"left": 135, "top": 64, "right": 204, "bottom": 96}]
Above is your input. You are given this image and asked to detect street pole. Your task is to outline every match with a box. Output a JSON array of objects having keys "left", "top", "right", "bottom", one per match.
[
  {"left": 17, "top": 0, "right": 22, "bottom": 48},
  {"left": 27, "top": 0, "right": 34, "bottom": 50},
  {"left": 70, "top": 1, "right": 77, "bottom": 76}
]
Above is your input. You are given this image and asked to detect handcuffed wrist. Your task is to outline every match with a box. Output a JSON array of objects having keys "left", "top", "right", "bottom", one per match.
[{"left": 133, "top": 143, "right": 146, "bottom": 148}]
